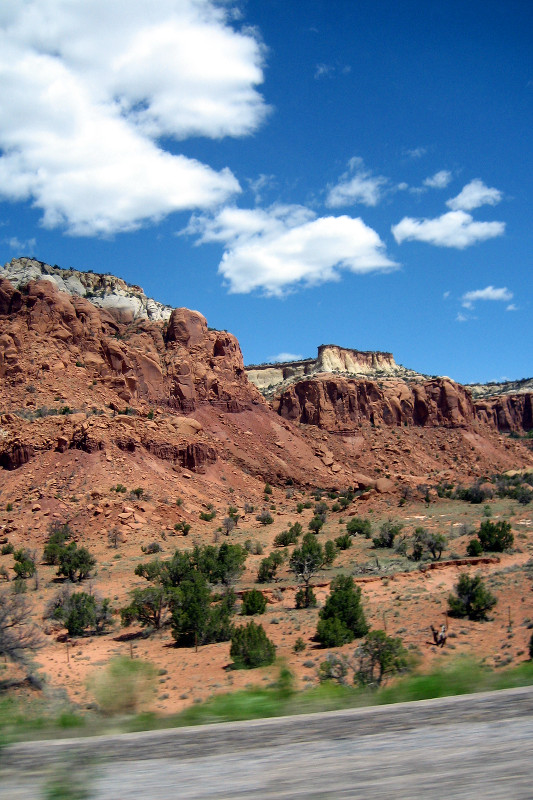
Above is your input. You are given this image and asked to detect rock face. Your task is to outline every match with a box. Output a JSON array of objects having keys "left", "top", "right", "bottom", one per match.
[
  {"left": 274, "top": 376, "right": 476, "bottom": 430},
  {"left": 475, "top": 393, "right": 533, "bottom": 433},
  {"left": 1, "top": 257, "right": 173, "bottom": 323},
  {"left": 246, "top": 344, "right": 423, "bottom": 396}
]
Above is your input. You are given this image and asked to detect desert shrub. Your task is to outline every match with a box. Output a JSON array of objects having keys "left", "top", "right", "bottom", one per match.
[
  {"left": 1, "top": 542, "right": 14, "bottom": 555},
  {"left": 316, "top": 575, "right": 368, "bottom": 646},
  {"left": 411, "top": 527, "right": 446, "bottom": 561},
  {"left": 131, "top": 487, "right": 144, "bottom": 499},
  {"left": 274, "top": 522, "right": 302, "bottom": 547},
  {"left": 174, "top": 521, "right": 191, "bottom": 535},
  {"left": 264, "top": 483, "right": 273, "bottom": 495},
  {"left": 222, "top": 516, "right": 236, "bottom": 535},
  {"left": 448, "top": 574, "right": 497, "bottom": 620},
  {"left": 57, "top": 543, "right": 96, "bottom": 582},
  {"left": 257, "top": 551, "right": 283, "bottom": 583},
  {"left": 244, "top": 539, "right": 263, "bottom": 555},
  {"left": 13, "top": 549, "right": 36, "bottom": 579},
  {"left": 289, "top": 534, "right": 325, "bottom": 607},
  {"left": 244, "top": 502, "right": 255, "bottom": 514},
  {"left": 43, "top": 523, "right": 73, "bottom": 565},
  {"left": 88, "top": 656, "right": 156, "bottom": 715},
  {"left": 241, "top": 588, "right": 267, "bottom": 616},
  {"left": 323, "top": 540, "right": 337, "bottom": 565},
  {"left": 293, "top": 637, "right": 306, "bottom": 653},
  {"left": 308, "top": 515, "right": 325, "bottom": 533},
  {"left": 318, "top": 653, "right": 349, "bottom": 684},
  {"left": 466, "top": 538, "right": 483, "bottom": 557},
  {"left": 230, "top": 621, "right": 276, "bottom": 669},
  {"left": 256, "top": 511, "right": 274, "bottom": 526},
  {"left": 477, "top": 520, "right": 514, "bottom": 552},
  {"left": 373, "top": 521, "right": 402, "bottom": 549},
  {"left": 141, "top": 542, "right": 162, "bottom": 555},
  {"left": 346, "top": 517, "right": 371, "bottom": 538},
  {"left": 171, "top": 574, "right": 236, "bottom": 647},
  {"left": 354, "top": 630, "right": 410, "bottom": 687},
  {"left": 199, "top": 510, "right": 216, "bottom": 521},
  {"left": 121, "top": 586, "right": 168, "bottom": 630},
  {"left": 453, "top": 485, "right": 491, "bottom": 504},
  {"left": 335, "top": 533, "right": 352, "bottom": 550},
  {"left": 295, "top": 587, "right": 316, "bottom": 608}
]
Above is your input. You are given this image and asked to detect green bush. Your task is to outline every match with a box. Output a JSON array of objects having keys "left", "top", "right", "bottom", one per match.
[
  {"left": 346, "top": 517, "right": 371, "bottom": 538},
  {"left": 295, "top": 587, "right": 316, "bottom": 608},
  {"left": 0, "top": 542, "right": 14, "bottom": 555},
  {"left": 274, "top": 522, "right": 302, "bottom": 547},
  {"left": 448, "top": 573, "right": 497, "bottom": 620},
  {"left": 323, "top": 540, "right": 337, "bottom": 565},
  {"left": 57, "top": 543, "right": 96, "bottom": 582},
  {"left": 355, "top": 630, "right": 410, "bottom": 687},
  {"left": 466, "top": 538, "right": 483, "bottom": 557},
  {"left": 241, "top": 588, "right": 267, "bottom": 616},
  {"left": 256, "top": 511, "right": 274, "bottom": 525},
  {"left": 316, "top": 575, "right": 368, "bottom": 646},
  {"left": 372, "top": 521, "right": 402, "bottom": 549},
  {"left": 13, "top": 549, "right": 36, "bottom": 579},
  {"left": 257, "top": 552, "right": 283, "bottom": 583},
  {"left": 335, "top": 533, "right": 352, "bottom": 550},
  {"left": 477, "top": 520, "right": 514, "bottom": 552},
  {"left": 230, "top": 621, "right": 276, "bottom": 669},
  {"left": 308, "top": 515, "right": 324, "bottom": 533}
]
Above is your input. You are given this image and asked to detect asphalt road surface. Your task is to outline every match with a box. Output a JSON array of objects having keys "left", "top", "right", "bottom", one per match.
[{"left": 2, "top": 686, "right": 533, "bottom": 799}]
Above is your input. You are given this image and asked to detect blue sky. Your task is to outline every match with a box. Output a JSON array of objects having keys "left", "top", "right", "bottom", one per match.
[{"left": 0, "top": 0, "right": 531, "bottom": 383}]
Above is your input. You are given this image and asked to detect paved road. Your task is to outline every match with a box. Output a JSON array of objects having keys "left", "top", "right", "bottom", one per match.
[{"left": 2, "top": 686, "right": 533, "bottom": 799}]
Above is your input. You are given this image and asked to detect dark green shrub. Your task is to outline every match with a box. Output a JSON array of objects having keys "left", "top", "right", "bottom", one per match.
[
  {"left": 13, "top": 549, "right": 36, "bottom": 579},
  {"left": 256, "top": 511, "right": 274, "bottom": 525},
  {"left": 355, "top": 630, "right": 410, "bottom": 687},
  {"left": 257, "top": 551, "right": 283, "bottom": 583},
  {"left": 448, "top": 574, "right": 497, "bottom": 620},
  {"left": 477, "top": 520, "right": 514, "bottom": 552},
  {"left": 373, "top": 521, "right": 402, "bottom": 549},
  {"left": 316, "top": 575, "right": 368, "bottom": 646},
  {"left": 1, "top": 542, "right": 14, "bottom": 555},
  {"left": 57, "top": 543, "right": 96, "bottom": 582},
  {"left": 295, "top": 587, "right": 316, "bottom": 608},
  {"left": 121, "top": 586, "right": 168, "bottom": 630},
  {"left": 264, "top": 483, "right": 273, "bottom": 495},
  {"left": 141, "top": 542, "right": 162, "bottom": 555},
  {"left": 335, "top": 533, "right": 352, "bottom": 550},
  {"left": 43, "top": 523, "right": 73, "bottom": 565},
  {"left": 293, "top": 636, "right": 306, "bottom": 652},
  {"left": 308, "top": 515, "right": 325, "bottom": 533},
  {"left": 346, "top": 516, "right": 371, "bottom": 538},
  {"left": 199, "top": 510, "right": 216, "bottom": 521},
  {"left": 241, "top": 589, "right": 267, "bottom": 616},
  {"left": 230, "top": 621, "right": 276, "bottom": 668},
  {"left": 323, "top": 540, "right": 337, "bottom": 565},
  {"left": 466, "top": 538, "right": 483, "bottom": 557}
]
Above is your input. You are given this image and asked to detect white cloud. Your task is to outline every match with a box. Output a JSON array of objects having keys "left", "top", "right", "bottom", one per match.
[
  {"left": 4, "top": 236, "right": 37, "bottom": 252},
  {"left": 269, "top": 352, "right": 303, "bottom": 363},
  {"left": 326, "top": 157, "right": 388, "bottom": 208},
  {"left": 314, "top": 63, "right": 334, "bottom": 79},
  {"left": 186, "top": 204, "right": 397, "bottom": 296},
  {"left": 392, "top": 210, "right": 505, "bottom": 248},
  {"left": 506, "top": 304, "right": 518, "bottom": 312},
  {"left": 423, "top": 170, "right": 452, "bottom": 189},
  {"left": 403, "top": 147, "right": 427, "bottom": 159},
  {"left": 461, "top": 286, "right": 513, "bottom": 309},
  {"left": 456, "top": 312, "right": 469, "bottom": 322},
  {"left": 446, "top": 179, "right": 502, "bottom": 211},
  {"left": 0, "top": 0, "right": 268, "bottom": 235}
]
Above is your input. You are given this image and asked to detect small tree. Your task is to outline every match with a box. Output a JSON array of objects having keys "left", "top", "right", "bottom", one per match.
[
  {"left": 0, "top": 591, "right": 41, "bottom": 665},
  {"left": 323, "top": 540, "right": 338, "bottom": 565},
  {"left": 289, "top": 534, "right": 325, "bottom": 608},
  {"left": 373, "top": 521, "right": 402, "bottom": 549},
  {"left": 121, "top": 586, "right": 168, "bottom": 630},
  {"left": 222, "top": 516, "right": 236, "bottom": 535},
  {"left": 308, "top": 515, "right": 325, "bottom": 534},
  {"left": 448, "top": 573, "right": 497, "bottom": 621},
  {"left": 57, "top": 543, "right": 96, "bottom": 582},
  {"left": 43, "top": 523, "right": 73, "bottom": 565},
  {"left": 257, "top": 551, "right": 283, "bottom": 583},
  {"left": 13, "top": 549, "right": 36, "bottom": 579},
  {"left": 335, "top": 533, "right": 352, "bottom": 550},
  {"left": 477, "top": 520, "right": 514, "bottom": 553},
  {"left": 230, "top": 621, "right": 276, "bottom": 668},
  {"left": 241, "top": 588, "right": 267, "bottom": 616},
  {"left": 466, "top": 538, "right": 483, "bottom": 557},
  {"left": 256, "top": 510, "right": 274, "bottom": 526},
  {"left": 316, "top": 575, "right": 368, "bottom": 646},
  {"left": 355, "top": 630, "right": 410, "bottom": 686}
]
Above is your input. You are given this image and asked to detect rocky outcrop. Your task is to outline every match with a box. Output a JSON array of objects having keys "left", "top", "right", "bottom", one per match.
[
  {"left": 1, "top": 257, "right": 173, "bottom": 323},
  {"left": 475, "top": 393, "right": 533, "bottom": 433},
  {"left": 246, "top": 344, "right": 423, "bottom": 397},
  {"left": 274, "top": 376, "right": 476, "bottom": 430}
]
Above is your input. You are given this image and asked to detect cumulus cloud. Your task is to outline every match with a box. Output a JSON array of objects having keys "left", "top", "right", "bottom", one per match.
[
  {"left": 326, "top": 158, "right": 388, "bottom": 208},
  {"left": 186, "top": 204, "right": 397, "bottom": 296},
  {"left": 391, "top": 210, "right": 505, "bottom": 248},
  {"left": 423, "top": 170, "right": 452, "bottom": 189},
  {"left": 0, "top": 0, "right": 268, "bottom": 235},
  {"left": 446, "top": 179, "right": 502, "bottom": 211},
  {"left": 461, "top": 286, "right": 513, "bottom": 309}
]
